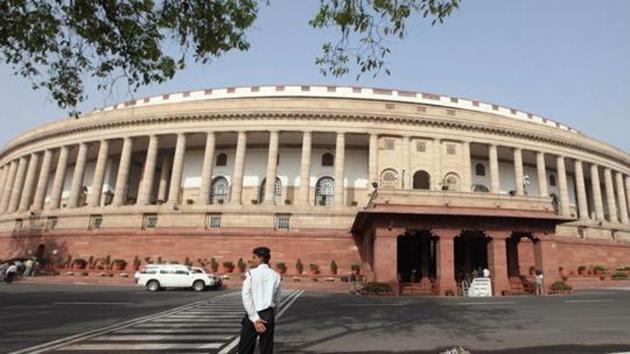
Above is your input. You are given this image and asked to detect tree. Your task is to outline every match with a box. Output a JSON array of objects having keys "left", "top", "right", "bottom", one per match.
[{"left": 0, "top": 0, "right": 460, "bottom": 114}]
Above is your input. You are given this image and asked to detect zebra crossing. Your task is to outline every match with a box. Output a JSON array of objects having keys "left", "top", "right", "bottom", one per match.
[{"left": 12, "top": 289, "right": 303, "bottom": 354}]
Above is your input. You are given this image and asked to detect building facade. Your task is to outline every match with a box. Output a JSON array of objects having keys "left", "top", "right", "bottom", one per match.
[{"left": 0, "top": 85, "right": 629, "bottom": 295}]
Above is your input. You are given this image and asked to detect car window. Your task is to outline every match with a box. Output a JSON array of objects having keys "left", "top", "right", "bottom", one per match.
[
  {"left": 192, "top": 269, "right": 203, "bottom": 274},
  {"left": 160, "top": 269, "right": 176, "bottom": 274},
  {"left": 175, "top": 269, "right": 189, "bottom": 275},
  {"left": 143, "top": 269, "right": 158, "bottom": 274}
]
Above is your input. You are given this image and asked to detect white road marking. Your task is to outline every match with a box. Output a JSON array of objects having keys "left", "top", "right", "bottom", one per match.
[
  {"left": 134, "top": 323, "right": 241, "bottom": 328},
  {"left": 116, "top": 328, "right": 237, "bottom": 334},
  {"left": 565, "top": 299, "right": 613, "bottom": 303},
  {"left": 53, "top": 302, "right": 134, "bottom": 305},
  {"left": 61, "top": 343, "right": 222, "bottom": 350},
  {"left": 457, "top": 301, "right": 516, "bottom": 305},
  {"left": 92, "top": 334, "right": 232, "bottom": 341}
]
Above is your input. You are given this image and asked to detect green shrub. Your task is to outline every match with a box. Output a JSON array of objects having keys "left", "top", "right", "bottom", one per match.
[
  {"left": 296, "top": 259, "right": 304, "bottom": 274},
  {"left": 361, "top": 282, "right": 392, "bottom": 295},
  {"left": 351, "top": 263, "right": 361, "bottom": 272},
  {"left": 611, "top": 272, "right": 628, "bottom": 280},
  {"left": 113, "top": 259, "right": 127, "bottom": 268},
  {"left": 237, "top": 258, "right": 246, "bottom": 272},
  {"left": 592, "top": 264, "right": 608, "bottom": 273},
  {"left": 550, "top": 281, "right": 572, "bottom": 292},
  {"left": 330, "top": 260, "right": 338, "bottom": 274},
  {"left": 276, "top": 262, "right": 287, "bottom": 273},
  {"left": 210, "top": 257, "right": 219, "bottom": 272},
  {"left": 309, "top": 263, "right": 320, "bottom": 274}
]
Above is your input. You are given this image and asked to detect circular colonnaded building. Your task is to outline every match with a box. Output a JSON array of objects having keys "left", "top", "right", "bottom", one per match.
[{"left": 0, "top": 85, "right": 629, "bottom": 295}]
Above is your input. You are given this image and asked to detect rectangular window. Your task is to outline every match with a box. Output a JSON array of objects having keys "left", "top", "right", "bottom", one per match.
[
  {"left": 382, "top": 138, "right": 395, "bottom": 150},
  {"left": 206, "top": 213, "right": 221, "bottom": 229},
  {"left": 46, "top": 217, "right": 58, "bottom": 231},
  {"left": 14, "top": 219, "right": 23, "bottom": 232},
  {"left": 89, "top": 214, "right": 103, "bottom": 230},
  {"left": 275, "top": 214, "right": 291, "bottom": 230},
  {"left": 143, "top": 214, "right": 158, "bottom": 230}
]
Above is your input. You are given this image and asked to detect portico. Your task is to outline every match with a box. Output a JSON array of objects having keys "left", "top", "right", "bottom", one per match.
[{"left": 352, "top": 201, "right": 568, "bottom": 296}]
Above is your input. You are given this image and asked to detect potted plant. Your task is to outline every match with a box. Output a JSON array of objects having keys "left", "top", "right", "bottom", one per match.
[
  {"left": 550, "top": 280, "right": 573, "bottom": 295},
  {"left": 222, "top": 261, "right": 235, "bottom": 273},
  {"left": 309, "top": 263, "right": 320, "bottom": 275},
  {"left": 72, "top": 258, "right": 88, "bottom": 270},
  {"left": 237, "top": 258, "right": 247, "bottom": 273},
  {"left": 296, "top": 259, "right": 304, "bottom": 275},
  {"left": 210, "top": 257, "right": 219, "bottom": 272},
  {"left": 88, "top": 256, "right": 95, "bottom": 270},
  {"left": 577, "top": 265, "right": 586, "bottom": 276},
  {"left": 593, "top": 264, "right": 608, "bottom": 275},
  {"left": 528, "top": 266, "right": 536, "bottom": 276},
  {"left": 276, "top": 262, "right": 287, "bottom": 274},
  {"left": 184, "top": 257, "right": 192, "bottom": 266},
  {"left": 351, "top": 263, "right": 361, "bottom": 275},
  {"left": 330, "top": 260, "right": 338, "bottom": 275},
  {"left": 112, "top": 259, "right": 127, "bottom": 271}
]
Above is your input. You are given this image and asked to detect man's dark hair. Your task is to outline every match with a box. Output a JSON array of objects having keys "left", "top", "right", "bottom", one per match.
[{"left": 253, "top": 247, "right": 271, "bottom": 263}]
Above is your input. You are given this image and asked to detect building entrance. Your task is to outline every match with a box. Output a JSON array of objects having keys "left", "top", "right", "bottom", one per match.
[
  {"left": 454, "top": 230, "right": 489, "bottom": 282},
  {"left": 396, "top": 230, "right": 436, "bottom": 283}
]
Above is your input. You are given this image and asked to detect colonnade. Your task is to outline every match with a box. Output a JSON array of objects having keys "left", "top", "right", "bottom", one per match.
[{"left": 0, "top": 131, "right": 628, "bottom": 227}]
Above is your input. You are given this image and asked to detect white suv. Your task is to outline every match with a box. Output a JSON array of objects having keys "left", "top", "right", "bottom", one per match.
[{"left": 135, "top": 264, "right": 222, "bottom": 292}]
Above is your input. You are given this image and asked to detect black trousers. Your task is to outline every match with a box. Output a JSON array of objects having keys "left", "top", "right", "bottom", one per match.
[{"left": 238, "top": 308, "right": 275, "bottom": 354}]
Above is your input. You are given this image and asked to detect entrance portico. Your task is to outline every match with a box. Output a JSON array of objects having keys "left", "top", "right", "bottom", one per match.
[{"left": 352, "top": 204, "right": 568, "bottom": 295}]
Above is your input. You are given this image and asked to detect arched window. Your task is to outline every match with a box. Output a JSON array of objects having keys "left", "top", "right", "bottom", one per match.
[
  {"left": 443, "top": 172, "right": 460, "bottom": 191},
  {"left": 475, "top": 163, "right": 486, "bottom": 176},
  {"left": 215, "top": 153, "right": 227, "bottom": 167},
  {"left": 549, "top": 174, "right": 557, "bottom": 187},
  {"left": 315, "top": 177, "right": 335, "bottom": 206},
  {"left": 380, "top": 169, "right": 399, "bottom": 189},
  {"left": 413, "top": 170, "right": 431, "bottom": 190},
  {"left": 472, "top": 184, "right": 490, "bottom": 193},
  {"left": 259, "top": 177, "right": 282, "bottom": 204},
  {"left": 210, "top": 176, "right": 229, "bottom": 204},
  {"left": 321, "top": 153, "right": 334, "bottom": 167}
]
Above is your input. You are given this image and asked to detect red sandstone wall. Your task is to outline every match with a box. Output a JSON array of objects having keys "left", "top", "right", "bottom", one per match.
[
  {"left": 517, "top": 241, "right": 536, "bottom": 275},
  {"left": 555, "top": 238, "right": 630, "bottom": 273},
  {"left": 0, "top": 229, "right": 362, "bottom": 275}
]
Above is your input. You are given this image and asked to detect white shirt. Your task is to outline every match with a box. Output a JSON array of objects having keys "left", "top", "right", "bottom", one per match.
[
  {"left": 242, "top": 263, "right": 281, "bottom": 323},
  {"left": 7, "top": 265, "right": 17, "bottom": 273},
  {"left": 483, "top": 268, "right": 491, "bottom": 278}
]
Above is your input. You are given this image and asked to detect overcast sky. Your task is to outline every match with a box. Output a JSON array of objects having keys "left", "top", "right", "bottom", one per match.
[{"left": 1, "top": 0, "right": 628, "bottom": 151}]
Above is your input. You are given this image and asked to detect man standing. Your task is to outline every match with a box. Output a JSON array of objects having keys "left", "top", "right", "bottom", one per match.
[
  {"left": 5, "top": 263, "right": 18, "bottom": 284},
  {"left": 238, "top": 247, "right": 281, "bottom": 354}
]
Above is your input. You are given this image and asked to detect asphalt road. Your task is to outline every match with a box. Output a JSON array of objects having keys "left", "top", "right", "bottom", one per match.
[
  {"left": 0, "top": 283, "right": 229, "bottom": 353},
  {"left": 276, "top": 289, "right": 630, "bottom": 354},
  {"left": 2, "top": 283, "right": 630, "bottom": 354}
]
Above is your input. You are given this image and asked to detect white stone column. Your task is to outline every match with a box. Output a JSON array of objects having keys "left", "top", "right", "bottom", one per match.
[
  {"left": 88, "top": 140, "right": 109, "bottom": 207},
  {"left": 49, "top": 146, "right": 69, "bottom": 210},
  {"left": 368, "top": 133, "right": 378, "bottom": 185},
  {"left": 433, "top": 139, "right": 442, "bottom": 190},
  {"left": 112, "top": 137, "right": 133, "bottom": 206},
  {"left": 401, "top": 136, "right": 411, "bottom": 190},
  {"left": 536, "top": 152, "right": 548, "bottom": 197},
  {"left": 334, "top": 132, "right": 346, "bottom": 207},
  {"left": 298, "top": 131, "right": 312, "bottom": 206},
  {"left": 230, "top": 131, "right": 247, "bottom": 205},
  {"left": 604, "top": 168, "right": 618, "bottom": 223},
  {"left": 489, "top": 144, "right": 500, "bottom": 193},
  {"left": 263, "top": 131, "right": 280, "bottom": 205},
  {"left": 157, "top": 156, "right": 170, "bottom": 203},
  {"left": 167, "top": 133, "right": 187, "bottom": 205},
  {"left": 0, "top": 166, "right": 8, "bottom": 211},
  {"left": 574, "top": 159, "right": 589, "bottom": 220},
  {"left": 197, "top": 132, "right": 216, "bottom": 205},
  {"left": 590, "top": 164, "right": 605, "bottom": 221},
  {"left": 18, "top": 153, "right": 40, "bottom": 211},
  {"left": 556, "top": 156, "right": 570, "bottom": 217},
  {"left": 615, "top": 172, "right": 629, "bottom": 225},
  {"left": 137, "top": 135, "right": 159, "bottom": 205},
  {"left": 0, "top": 161, "right": 18, "bottom": 212},
  {"left": 32, "top": 150, "right": 52, "bottom": 211},
  {"left": 462, "top": 141, "right": 472, "bottom": 192},
  {"left": 68, "top": 143, "right": 88, "bottom": 208},
  {"left": 8, "top": 156, "right": 29, "bottom": 212},
  {"left": 513, "top": 148, "right": 524, "bottom": 196},
  {"left": 626, "top": 176, "right": 630, "bottom": 222}
]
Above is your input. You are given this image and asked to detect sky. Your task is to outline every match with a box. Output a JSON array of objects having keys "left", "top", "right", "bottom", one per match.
[{"left": 0, "top": 0, "right": 628, "bottom": 151}]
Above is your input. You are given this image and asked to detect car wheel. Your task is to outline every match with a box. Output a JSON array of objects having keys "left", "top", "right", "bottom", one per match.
[
  {"left": 146, "top": 280, "right": 161, "bottom": 292},
  {"left": 193, "top": 280, "right": 206, "bottom": 292}
]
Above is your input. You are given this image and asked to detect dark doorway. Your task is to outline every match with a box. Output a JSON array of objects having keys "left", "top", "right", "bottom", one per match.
[
  {"left": 397, "top": 230, "right": 436, "bottom": 283},
  {"left": 454, "top": 230, "right": 489, "bottom": 282},
  {"left": 412, "top": 170, "right": 431, "bottom": 190}
]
